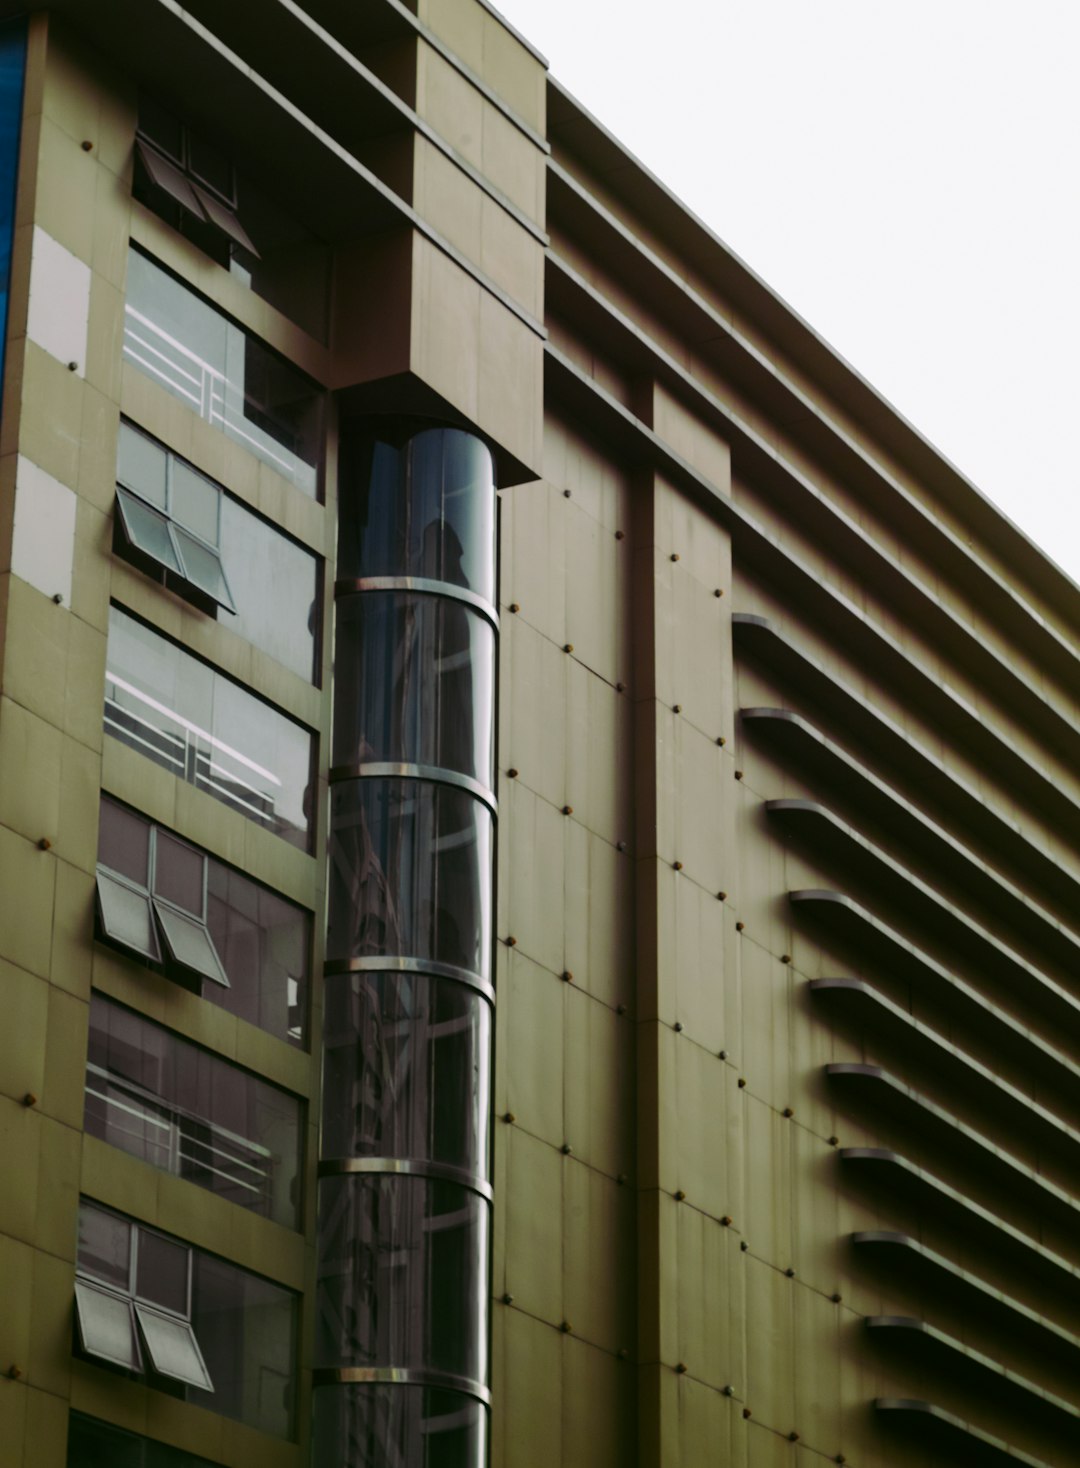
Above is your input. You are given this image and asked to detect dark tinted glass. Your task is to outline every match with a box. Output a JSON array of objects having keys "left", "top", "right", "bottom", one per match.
[
  {"left": 98, "top": 798, "right": 151, "bottom": 884},
  {"left": 189, "top": 1254, "right": 297, "bottom": 1438},
  {"left": 136, "top": 1230, "right": 188, "bottom": 1314},
  {"left": 321, "top": 972, "right": 490, "bottom": 1177},
  {"left": 339, "top": 428, "right": 496, "bottom": 603},
  {"left": 312, "top": 1385, "right": 486, "bottom": 1468},
  {"left": 68, "top": 1412, "right": 226, "bottom": 1468},
  {"left": 154, "top": 831, "right": 204, "bottom": 915},
  {"left": 326, "top": 780, "right": 492, "bottom": 980},
  {"left": 333, "top": 593, "right": 495, "bottom": 787},
  {"left": 316, "top": 1175, "right": 489, "bottom": 1383}
]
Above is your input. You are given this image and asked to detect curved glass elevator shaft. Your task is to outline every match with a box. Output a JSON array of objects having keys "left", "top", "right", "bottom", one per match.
[{"left": 316, "top": 426, "right": 497, "bottom": 1467}]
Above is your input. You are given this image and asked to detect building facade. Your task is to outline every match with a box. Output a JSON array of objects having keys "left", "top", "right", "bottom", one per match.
[{"left": 1, "top": 2, "right": 1079, "bottom": 1466}]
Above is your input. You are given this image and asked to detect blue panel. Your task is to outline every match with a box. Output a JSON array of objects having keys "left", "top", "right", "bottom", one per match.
[{"left": 0, "top": 21, "right": 24, "bottom": 407}]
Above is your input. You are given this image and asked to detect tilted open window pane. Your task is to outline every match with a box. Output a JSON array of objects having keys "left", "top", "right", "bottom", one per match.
[
  {"left": 170, "top": 527, "right": 235, "bottom": 610},
  {"left": 116, "top": 488, "right": 183, "bottom": 573},
  {"left": 154, "top": 902, "right": 230, "bottom": 986},
  {"left": 135, "top": 140, "right": 202, "bottom": 217},
  {"left": 74, "top": 1280, "right": 140, "bottom": 1371},
  {"left": 96, "top": 871, "right": 160, "bottom": 963},
  {"left": 135, "top": 1306, "right": 214, "bottom": 1391}
]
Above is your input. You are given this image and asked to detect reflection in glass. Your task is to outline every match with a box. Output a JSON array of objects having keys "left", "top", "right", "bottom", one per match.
[
  {"left": 104, "top": 606, "right": 313, "bottom": 849},
  {"left": 86, "top": 994, "right": 303, "bottom": 1227},
  {"left": 316, "top": 1175, "right": 489, "bottom": 1384},
  {"left": 322, "top": 972, "right": 490, "bottom": 1178},
  {"left": 124, "top": 249, "right": 322, "bottom": 496},
  {"left": 333, "top": 593, "right": 494, "bottom": 786},
  {"left": 339, "top": 427, "right": 496, "bottom": 603},
  {"left": 312, "top": 1384, "right": 486, "bottom": 1468},
  {"left": 327, "top": 780, "right": 492, "bottom": 980}
]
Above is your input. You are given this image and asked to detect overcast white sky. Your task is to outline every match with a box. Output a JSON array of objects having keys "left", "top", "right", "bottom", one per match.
[{"left": 496, "top": 0, "right": 1080, "bottom": 588}]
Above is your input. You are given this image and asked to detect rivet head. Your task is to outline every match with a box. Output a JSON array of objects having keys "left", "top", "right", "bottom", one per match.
[
  {"left": 509, "top": 602, "right": 520, "bottom": 613},
  {"left": 67, "top": 360, "right": 78, "bottom": 371},
  {"left": 831, "top": 1292, "right": 842, "bottom": 1304},
  {"left": 616, "top": 1172, "right": 627, "bottom": 1185},
  {"left": 563, "top": 488, "right": 571, "bottom": 498},
  {"left": 22, "top": 1092, "right": 37, "bottom": 1108},
  {"left": 502, "top": 1292, "right": 514, "bottom": 1304},
  {"left": 737, "top": 1077, "right": 747, "bottom": 1088},
  {"left": 507, "top": 768, "right": 519, "bottom": 778},
  {"left": 718, "top": 1049, "right": 727, "bottom": 1059},
  {"left": 717, "top": 891, "right": 727, "bottom": 901},
  {"left": 782, "top": 1107, "right": 794, "bottom": 1118},
  {"left": 673, "top": 1021, "right": 683, "bottom": 1032},
  {"left": 788, "top": 1431, "right": 800, "bottom": 1442},
  {"left": 828, "top": 1136, "right": 839, "bottom": 1147},
  {"left": 720, "top": 1214, "right": 732, "bottom": 1226},
  {"left": 781, "top": 954, "right": 792, "bottom": 964},
  {"left": 562, "top": 970, "right": 573, "bottom": 982},
  {"left": 37, "top": 837, "right": 52, "bottom": 851},
  {"left": 561, "top": 1143, "right": 573, "bottom": 1155},
  {"left": 506, "top": 935, "right": 517, "bottom": 947},
  {"left": 560, "top": 1320, "right": 572, "bottom": 1333},
  {"left": 785, "top": 1267, "right": 796, "bottom": 1278},
  {"left": 616, "top": 1004, "right": 627, "bottom": 1015},
  {"left": 616, "top": 681, "right": 626, "bottom": 692},
  {"left": 502, "top": 1111, "right": 516, "bottom": 1123},
  {"left": 734, "top": 769, "right": 744, "bottom": 780},
  {"left": 743, "top": 1407, "right": 752, "bottom": 1419},
  {"left": 670, "top": 552, "right": 680, "bottom": 562},
  {"left": 735, "top": 921, "right": 745, "bottom": 932},
  {"left": 617, "top": 1347, "right": 629, "bottom": 1359},
  {"left": 835, "top": 1457, "right": 846, "bottom": 1465},
  {"left": 740, "top": 1240, "right": 749, "bottom": 1251},
  {"left": 723, "top": 1383, "right": 733, "bottom": 1396},
  {"left": 7, "top": 1364, "right": 22, "bottom": 1380},
  {"left": 564, "top": 643, "right": 574, "bottom": 653},
  {"left": 562, "top": 805, "right": 573, "bottom": 816},
  {"left": 675, "top": 1189, "right": 686, "bottom": 1201},
  {"left": 52, "top": 592, "right": 63, "bottom": 605},
  {"left": 617, "top": 840, "right": 628, "bottom": 852},
  {"left": 673, "top": 703, "right": 682, "bottom": 713},
  {"left": 714, "top": 588, "right": 724, "bottom": 597},
  {"left": 716, "top": 735, "right": 726, "bottom": 746},
  {"left": 81, "top": 139, "right": 93, "bottom": 151},
  {"left": 675, "top": 1361, "right": 688, "bottom": 1373},
  {"left": 615, "top": 529, "right": 625, "bottom": 540},
  {"left": 673, "top": 860, "right": 683, "bottom": 871}
]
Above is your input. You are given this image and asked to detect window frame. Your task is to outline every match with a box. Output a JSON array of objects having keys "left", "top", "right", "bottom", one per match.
[
  {"left": 134, "top": 103, "right": 259, "bottom": 257},
  {"left": 75, "top": 1208, "right": 214, "bottom": 1393}
]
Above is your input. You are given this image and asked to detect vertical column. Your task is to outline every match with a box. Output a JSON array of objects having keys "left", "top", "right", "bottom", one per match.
[{"left": 315, "top": 423, "right": 498, "bottom": 1467}]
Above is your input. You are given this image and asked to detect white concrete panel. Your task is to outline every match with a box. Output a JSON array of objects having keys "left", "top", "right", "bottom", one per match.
[
  {"left": 26, "top": 226, "right": 90, "bottom": 375},
  {"left": 10, "top": 455, "right": 77, "bottom": 603}
]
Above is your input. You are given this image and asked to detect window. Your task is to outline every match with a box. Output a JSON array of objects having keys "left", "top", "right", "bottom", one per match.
[
  {"left": 123, "top": 248, "right": 322, "bottom": 497},
  {"left": 97, "top": 796, "right": 310, "bottom": 1046},
  {"left": 68, "top": 1413, "right": 223, "bottom": 1468},
  {"left": 86, "top": 994, "right": 303, "bottom": 1228},
  {"left": 115, "top": 420, "right": 320, "bottom": 681},
  {"left": 133, "top": 99, "right": 330, "bottom": 340},
  {"left": 76, "top": 1201, "right": 298, "bottom": 1438},
  {"left": 75, "top": 1205, "right": 212, "bottom": 1391},
  {"left": 104, "top": 606, "right": 314, "bottom": 850}
]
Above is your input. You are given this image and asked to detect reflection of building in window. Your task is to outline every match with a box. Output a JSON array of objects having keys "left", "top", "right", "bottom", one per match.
[
  {"left": 85, "top": 994, "right": 303, "bottom": 1228},
  {"left": 96, "top": 796, "right": 311, "bottom": 1046},
  {"left": 104, "top": 606, "right": 314, "bottom": 849}
]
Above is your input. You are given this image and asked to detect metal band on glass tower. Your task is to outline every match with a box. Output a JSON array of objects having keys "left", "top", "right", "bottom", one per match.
[{"left": 315, "top": 424, "right": 497, "bottom": 1467}]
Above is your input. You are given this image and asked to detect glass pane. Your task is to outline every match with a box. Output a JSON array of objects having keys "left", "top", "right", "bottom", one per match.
[
  {"left": 67, "top": 1412, "right": 224, "bottom": 1468},
  {"left": 78, "top": 1205, "right": 132, "bottom": 1289},
  {"left": 124, "top": 248, "right": 321, "bottom": 498},
  {"left": 105, "top": 607, "right": 314, "bottom": 851},
  {"left": 153, "top": 830, "right": 204, "bottom": 914},
  {"left": 333, "top": 593, "right": 495, "bottom": 787},
  {"left": 171, "top": 459, "right": 219, "bottom": 544},
  {"left": 187, "top": 135, "right": 232, "bottom": 202},
  {"left": 322, "top": 971, "right": 491, "bottom": 1178},
  {"left": 138, "top": 98, "right": 183, "bottom": 162},
  {"left": 98, "top": 797, "right": 151, "bottom": 885},
  {"left": 193, "top": 184, "right": 258, "bottom": 256},
  {"left": 316, "top": 1175, "right": 489, "bottom": 1383},
  {"left": 313, "top": 1384, "right": 487, "bottom": 1468},
  {"left": 86, "top": 995, "right": 302, "bottom": 1228},
  {"left": 117, "top": 420, "right": 168, "bottom": 507},
  {"left": 219, "top": 493, "right": 318, "bottom": 681},
  {"left": 116, "top": 487, "right": 183, "bottom": 573},
  {"left": 173, "top": 528, "right": 235, "bottom": 611},
  {"left": 327, "top": 780, "right": 493, "bottom": 980},
  {"left": 155, "top": 902, "right": 229, "bottom": 987},
  {"left": 136, "top": 1229, "right": 189, "bottom": 1314},
  {"left": 206, "top": 864, "right": 310, "bottom": 1047},
  {"left": 135, "top": 1305, "right": 214, "bottom": 1390},
  {"left": 136, "top": 141, "right": 204, "bottom": 219},
  {"left": 340, "top": 428, "right": 496, "bottom": 604},
  {"left": 189, "top": 1254, "right": 297, "bottom": 1438},
  {"left": 97, "top": 871, "right": 161, "bottom": 962},
  {"left": 74, "top": 1281, "right": 140, "bottom": 1370}
]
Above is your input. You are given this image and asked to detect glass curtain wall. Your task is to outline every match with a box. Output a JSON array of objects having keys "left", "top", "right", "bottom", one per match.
[{"left": 316, "top": 425, "right": 497, "bottom": 1467}]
